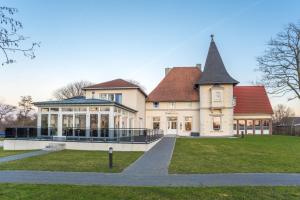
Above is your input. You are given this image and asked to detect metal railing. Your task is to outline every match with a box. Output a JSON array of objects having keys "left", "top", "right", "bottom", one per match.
[{"left": 4, "top": 127, "right": 164, "bottom": 144}]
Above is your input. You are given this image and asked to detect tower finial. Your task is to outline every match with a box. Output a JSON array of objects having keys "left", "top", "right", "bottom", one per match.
[{"left": 210, "top": 34, "right": 214, "bottom": 41}]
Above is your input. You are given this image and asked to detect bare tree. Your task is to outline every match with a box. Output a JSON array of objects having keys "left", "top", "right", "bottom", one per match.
[
  {"left": 0, "top": 6, "right": 39, "bottom": 65},
  {"left": 272, "top": 104, "right": 295, "bottom": 125},
  {"left": 126, "top": 79, "right": 147, "bottom": 93},
  {"left": 0, "top": 103, "right": 16, "bottom": 125},
  {"left": 257, "top": 23, "right": 300, "bottom": 100},
  {"left": 53, "top": 81, "right": 93, "bottom": 100},
  {"left": 17, "top": 96, "right": 34, "bottom": 126}
]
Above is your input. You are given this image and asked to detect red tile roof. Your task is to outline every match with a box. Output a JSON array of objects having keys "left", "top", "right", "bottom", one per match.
[
  {"left": 83, "top": 79, "right": 147, "bottom": 96},
  {"left": 147, "top": 67, "right": 201, "bottom": 102},
  {"left": 147, "top": 67, "right": 272, "bottom": 114},
  {"left": 233, "top": 86, "right": 273, "bottom": 114}
]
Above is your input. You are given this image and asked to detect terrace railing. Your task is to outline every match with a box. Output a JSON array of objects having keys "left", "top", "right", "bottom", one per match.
[{"left": 4, "top": 127, "right": 164, "bottom": 144}]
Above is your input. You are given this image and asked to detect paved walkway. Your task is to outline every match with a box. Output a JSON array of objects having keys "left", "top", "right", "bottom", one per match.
[
  {"left": 0, "top": 171, "right": 300, "bottom": 186},
  {"left": 0, "top": 150, "right": 50, "bottom": 163},
  {"left": 123, "top": 135, "right": 176, "bottom": 175}
]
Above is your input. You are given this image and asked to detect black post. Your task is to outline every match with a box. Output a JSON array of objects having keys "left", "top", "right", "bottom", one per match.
[{"left": 108, "top": 147, "right": 113, "bottom": 169}]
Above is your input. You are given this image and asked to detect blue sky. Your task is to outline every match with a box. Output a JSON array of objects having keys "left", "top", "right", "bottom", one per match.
[{"left": 0, "top": 0, "right": 299, "bottom": 114}]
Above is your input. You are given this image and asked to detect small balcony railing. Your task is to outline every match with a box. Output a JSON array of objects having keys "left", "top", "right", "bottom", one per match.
[{"left": 4, "top": 127, "right": 164, "bottom": 144}]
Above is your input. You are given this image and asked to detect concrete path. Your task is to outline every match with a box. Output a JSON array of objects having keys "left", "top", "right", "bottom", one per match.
[
  {"left": 0, "top": 141, "right": 3, "bottom": 147},
  {"left": 122, "top": 135, "right": 176, "bottom": 176},
  {"left": 0, "top": 150, "right": 50, "bottom": 163},
  {"left": 1, "top": 171, "right": 300, "bottom": 186}
]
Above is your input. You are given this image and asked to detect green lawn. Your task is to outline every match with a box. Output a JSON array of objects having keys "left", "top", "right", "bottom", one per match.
[
  {"left": 1, "top": 184, "right": 300, "bottom": 200},
  {"left": 0, "top": 138, "right": 4, "bottom": 141},
  {"left": 169, "top": 136, "right": 300, "bottom": 174},
  {"left": 0, "top": 150, "right": 142, "bottom": 172},
  {"left": 0, "top": 147, "right": 31, "bottom": 158}
]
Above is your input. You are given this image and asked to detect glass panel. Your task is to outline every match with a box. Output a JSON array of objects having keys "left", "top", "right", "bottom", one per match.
[
  {"left": 114, "top": 115, "right": 120, "bottom": 128},
  {"left": 100, "top": 106, "right": 110, "bottom": 111},
  {"left": 255, "top": 120, "right": 261, "bottom": 130},
  {"left": 99, "top": 93, "right": 107, "bottom": 100},
  {"left": 62, "top": 107, "right": 73, "bottom": 112},
  {"left": 90, "top": 107, "right": 98, "bottom": 112},
  {"left": 153, "top": 102, "right": 159, "bottom": 108},
  {"left": 108, "top": 94, "right": 114, "bottom": 101},
  {"left": 63, "top": 115, "right": 73, "bottom": 128},
  {"left": 233, "top": 120, "right": 237, "bottom": 130},
  {"left": 100, "top": 114, "right": 109, "bottom": 137},
  {"left": 62, "top": 114, "right": 73, "bottom": 136},
  {"left": 153, "top": 122, "right": 160, "bottom": 129},
  {"left": 247, "top": 120, "right": 253, "bottom": 130},
  {"left": 74, "top": 107, "right": 87, "bottom": 112},
  {"left": 185, "top": 117, "right": 192, "bottom": 131},
  {"left": 75, "top": 114, "right": 86, "bottom": 128},
  {"left": 263, "top": 120, "right": 269, "bottom": 130},
  {"left": 41, "top": 108, "right": 49, "bottom": 112},
  {"left": 74, "top": 114, "right": 86, "bottom": 137},
  {"left": 50, "top": 114, "right": 58, "bottom": 136},
  {"left": 115, "top": 94, "right": 122, "bottom": 104},
  {"left": 90, "top": 114, "right": 98, "bottom": 129},
  {"left": 185, "top": 122, "right": 192, "bottom": 131},
  {"left": 50, "top": 108, "right": 59, "bottom": 112},
  {"left": 213, "top": 117, "right": 221, "bottom": 130},
  {"left": 171, "top": 122, "right": 177, "bottom": 129},
  {"left": 41, "top": 114, "right": 48, "bottom": 136},
  {"left": 238, "top": 120, "right": 245, "bottom": 130},
  {"left": 101, "top": 114, "right": 109, "bottom": 129}
]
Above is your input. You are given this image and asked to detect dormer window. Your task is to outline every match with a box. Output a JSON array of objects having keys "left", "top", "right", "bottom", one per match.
[{"left": 153, "top": 102, "right": 159, "bottom": 108}]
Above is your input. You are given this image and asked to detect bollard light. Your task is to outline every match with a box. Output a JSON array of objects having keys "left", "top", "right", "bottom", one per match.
[{"left": 108, "top": 147, "right": 113, "bottom": 169}]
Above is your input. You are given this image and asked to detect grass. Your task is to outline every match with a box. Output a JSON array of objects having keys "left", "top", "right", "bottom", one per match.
[
  {"left": 169, "top": 135, "right": 300, "bottom": 174},
  {"left": 1, "top": 184, "right": 300, "bottom": 200},
  {"left": 0, "top": 147, "right": 32, "bottom": 158},
  {"left": 0, "top": 138, "right": 4, "bottom": 141},
  {"left": 0, "top": 150, "right": 142, "bottom": 172}
]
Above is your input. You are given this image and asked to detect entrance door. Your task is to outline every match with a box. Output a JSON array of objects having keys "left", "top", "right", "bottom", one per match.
[{"left": 167, "top": 117, "right": 177, "bottom": 135}]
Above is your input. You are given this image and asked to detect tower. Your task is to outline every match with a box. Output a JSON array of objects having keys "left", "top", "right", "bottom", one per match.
[{"left": 197, "top": 35, "right": 239, "bottom": 136}]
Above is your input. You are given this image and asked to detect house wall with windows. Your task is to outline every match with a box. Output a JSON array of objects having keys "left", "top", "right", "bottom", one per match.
[
  {"left": 199, "top": 84, "right": 234, "bottom": 136},
  {"left": 145, "top": 102, "right": 199, "bottom": 136},
  {"left": 85, "top": 88, "right": 146, "bottom": 128}
]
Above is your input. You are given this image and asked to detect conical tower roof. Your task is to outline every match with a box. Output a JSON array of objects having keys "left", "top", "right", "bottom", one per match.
[{"left": 197, "top": 35, "right": 239, "bottom": 85}]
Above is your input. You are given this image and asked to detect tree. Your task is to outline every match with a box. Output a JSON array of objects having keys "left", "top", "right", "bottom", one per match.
[
  {"left": 0, "top": 6, "right": 39, "bottom": 65},
  {"left": 53, "top": 81, "right": 93, "bottom": 100},
  {"left": 257, "top": 23, "right": 300, "bottom": 100},
  {"left": 18, "top": 95, "right": 34, "bottom": 126},
  {"left": 0, "top": 103, "right": 16, "bottom": 125},
  {"left": 127, "top": 79, "right": 147, "bottom": 93},
  {"left": 272, "top": 104, "right": 295, "bottom": 125}
]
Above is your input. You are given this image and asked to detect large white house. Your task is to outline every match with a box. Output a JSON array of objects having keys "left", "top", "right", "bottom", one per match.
[{"left": 34, "top": 36, "right": 273, "bottom": 138}]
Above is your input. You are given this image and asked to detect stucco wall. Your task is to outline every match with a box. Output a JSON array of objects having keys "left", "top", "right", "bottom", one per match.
[
  {"left": 199, "top": 84, "right": 235, "bottom": 136},
  {"left": 3, "top": 139, "right": 160, "bottom": 152},
  {"left": 146, "top": 102, "right": 199, "bottom": 136}
]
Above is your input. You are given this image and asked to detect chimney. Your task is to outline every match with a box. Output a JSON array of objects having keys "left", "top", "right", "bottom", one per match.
[
  {"left": 196, "top": 64, "right": 202, "bottom": 71},
  {"left": 165, "top": 67, "right": 172, "bottom": 76}
]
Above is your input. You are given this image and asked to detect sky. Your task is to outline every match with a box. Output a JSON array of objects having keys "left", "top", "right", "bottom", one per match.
[{"left": 0, "top": 0, "right": 299, "bottom": 115}]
